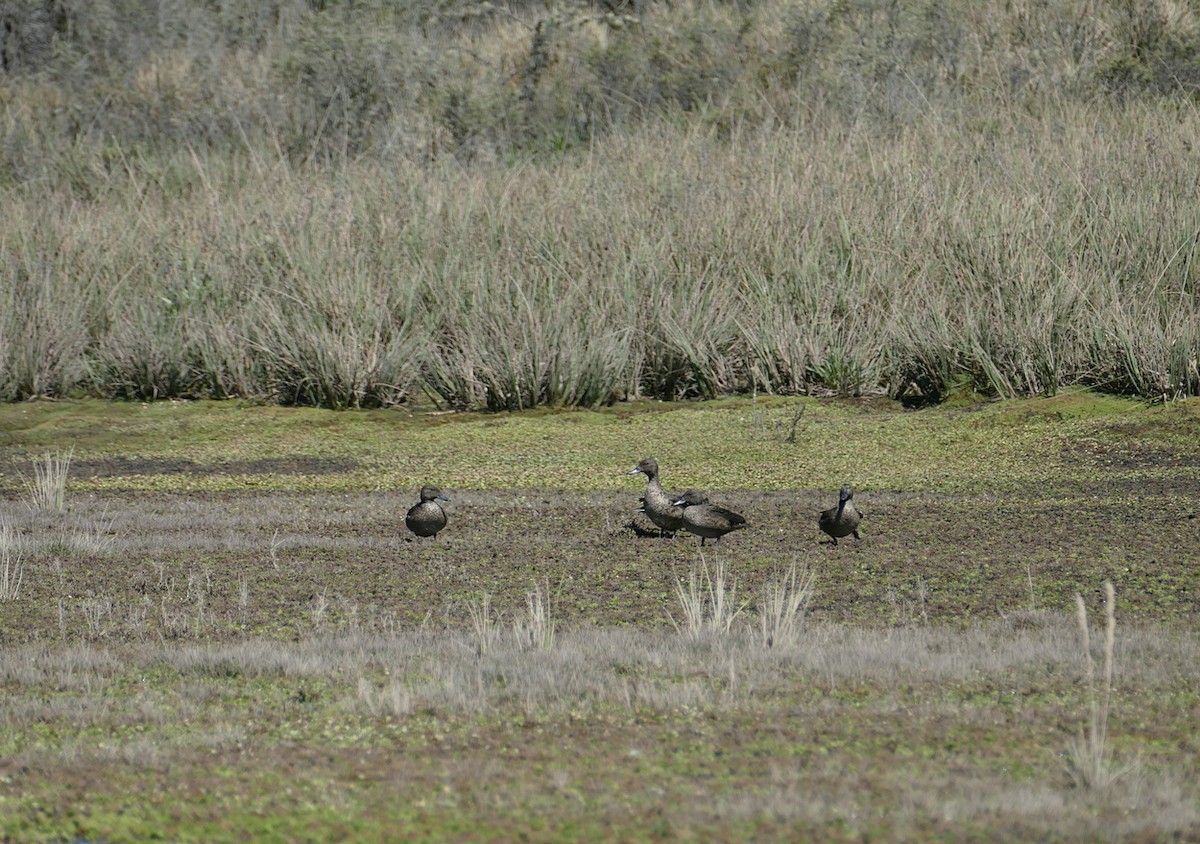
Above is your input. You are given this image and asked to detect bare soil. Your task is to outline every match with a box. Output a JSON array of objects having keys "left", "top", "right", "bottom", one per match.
[
  {"left": 2, "top": 441, "right": 1196, "bottom": 645},
  {"left": 2, "top": 425, "right": 1197, "bottom": 842}
]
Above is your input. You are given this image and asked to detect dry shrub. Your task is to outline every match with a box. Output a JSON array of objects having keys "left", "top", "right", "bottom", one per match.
[{"left": 1, "top": 2, "right": 1200, "bottom": 407}]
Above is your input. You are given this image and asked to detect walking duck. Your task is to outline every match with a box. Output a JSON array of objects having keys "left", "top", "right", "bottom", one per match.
[
  {"left": 818, "top": 485, "right": 861, "bottom": 546},
  {"left": 406, "top": 485, "right": 450, "bottom": 539},
  {"left": 672, "top": 490, "right": 748, "bottom": 546},
  {"left": 627, "top": 458, "right": 685, "bottom": 535}
]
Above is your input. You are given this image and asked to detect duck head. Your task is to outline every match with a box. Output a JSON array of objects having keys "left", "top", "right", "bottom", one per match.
[
  {"left": 627, "top": 458, "right": 660, "bottom": 478},
  {"left": 836, "top": 484, "right": 852, "bottom": 516},
  {"left": 671, "top": 490, "right": 708, "bottom": 508}
]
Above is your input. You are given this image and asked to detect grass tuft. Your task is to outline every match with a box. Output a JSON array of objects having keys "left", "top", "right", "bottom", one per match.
[
  {"left": 467, "top": 592, "right": 503, "bottom": 657},
  {"left": 1066, "top": 581, "right": 1139, "bottom": 791},
  {"left": 513, "top": 581, "right": 556, "bottom": 651},
  {"left": 0, "top": 523, "right": 25, "bottom": 601},
  {"left": 757, "top": 561, "right": 815, "bottom": 649},
  {"left": 22, "top": 448, "right": 73, "bottom": 513},
  {"left": 356, "top": 676, "right": 413, "bottom": 718},
  {"left": 669, "top": 553, "right": 747, "bottom": 642}
]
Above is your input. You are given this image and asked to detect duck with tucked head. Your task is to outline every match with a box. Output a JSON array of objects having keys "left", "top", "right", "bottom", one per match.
[
  {"left": 627, "top": 458, "right": 684, "bottom": 536},
  {"left": 672, "top": 489, "right": 747, "bottom": 546},
  {"left": 406, "top": 485, "right": 450, "bottom": 539},
  {"left": 818, "top": 485, "right": 861, "bottom": 546}
]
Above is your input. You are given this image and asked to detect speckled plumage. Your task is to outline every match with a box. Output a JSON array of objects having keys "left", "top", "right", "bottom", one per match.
[
  {"left": 405, "top": 485, "right": 449, "bottom": 538},
  {"left": 818, "top": 485, "right": 861, "bottom": 546},
  {"left": 627, "top": 458, "right": 684, "bottom": 535},
  {"left": 672, "top": 489, "right": 747, "bottom": 546}
]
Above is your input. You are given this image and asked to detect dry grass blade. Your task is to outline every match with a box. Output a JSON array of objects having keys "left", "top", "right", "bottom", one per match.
[
  {"left": 757, "top": 561, "right": 815, "bottom": 649},
  {"left": 513, "top": 581, "right": 556, "bottom": 651},
  {"left": 1066, "top": 581, "right": 1138, "bottom": 791},
  {"left": 23, "top": 448, "right": 73, "bottom": 513},
  {"left": 669, "top": 552, "right": 747, "bottom": 642},
  {"left": 269, "top": 528, "right": 283, "bottom": 571},
  {"left": 0, "top": 523, "right": 25, "bottom": 601},
  {"left": 467, "top": 592, "right": 503, "bottom": 657}
]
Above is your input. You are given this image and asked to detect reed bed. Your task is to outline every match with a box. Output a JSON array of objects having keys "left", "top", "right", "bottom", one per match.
[{"left": 1, "top": 0, "right": 1198, "bottom": 408}]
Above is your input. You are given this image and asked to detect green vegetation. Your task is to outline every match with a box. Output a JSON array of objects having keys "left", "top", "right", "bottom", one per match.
[
  {"left": 2, "top": 1, "right": 1200, "bottom": 408},
  {"left": 2, "top": 1, "right": 1199, "bottom": 837},
  {"left": 0, "top": 390, "right": 1196, "bottom": 494},
  {"left": 1, "top": 618, "right": 1195, "bottom": 842},
  {"left": 0, "top": 393, "right": 1197, "bottom": 839}
]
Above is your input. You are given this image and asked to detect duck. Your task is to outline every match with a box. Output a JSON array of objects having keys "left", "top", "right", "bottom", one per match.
[
  {"left": 818, "top": 484, "right": 861, "bottom": 546},
  {"left": 627, "top": 458, "right": 685, "bottom": 535},
  {"left": 405, "top": 485, "right": 450, "bottom": 539},
  {"left": 672, "top": 489, "right": 747, "bottom": 546},
  {"left": 627, "top": 497, "right": 663, "bottom": 538}
]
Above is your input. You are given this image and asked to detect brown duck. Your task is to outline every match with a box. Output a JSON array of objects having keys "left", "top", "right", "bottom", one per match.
[
  {"left": 818, "top": 485, "right": 861, "bottom": 546},
  {"left": 627, "top": 458, "right": 684, "bottom": 535},
  {"left": 405, "top": 485, "right": 450, "bottom": 538},
  {"left": 672, "top": 490, "right": 748, "bottom": 546}
]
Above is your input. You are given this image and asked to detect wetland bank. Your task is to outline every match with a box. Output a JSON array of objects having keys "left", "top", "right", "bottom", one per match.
[{"left": 0, "top": 395, "right": 1197, "bottom": 841}]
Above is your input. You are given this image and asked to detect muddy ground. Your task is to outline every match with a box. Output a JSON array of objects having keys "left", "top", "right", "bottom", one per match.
[
  {"left": 1, "top": 440, "right": 1199, "bottom": 842},
  {"left": 1, "top": 448, "right": 1196, "bottom": 644}
]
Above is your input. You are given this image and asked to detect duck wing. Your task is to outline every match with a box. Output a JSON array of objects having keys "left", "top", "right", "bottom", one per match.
[{"left": 711, "top": 506, "right": 747, "bottom": 526}]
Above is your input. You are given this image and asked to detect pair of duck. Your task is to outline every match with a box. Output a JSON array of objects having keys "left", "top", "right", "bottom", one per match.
[
  {"left": 628, "top": 458, "right": 862, "bottom": 546},
  {"left": 628, "top": 458, "right": 746, "bottom": 546}
]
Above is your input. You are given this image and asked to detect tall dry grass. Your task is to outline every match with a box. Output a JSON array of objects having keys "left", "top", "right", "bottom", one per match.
[
  {"left": 21, "top": 448, "right": 73, "bottom": 513},
  {"left": 0, "top": 523, "right": 24, "bottom": 601},
  {"left": 758, "top": 561, "right": 816, "bottom": 649},
  {"left": 671, "top": 555, "right": 816, "bottom": 646},
  {"left": 1067, "top": 581, "right": 1138, "bottom": 791},
  {"left": 1, "top": 1, "right": 1199, "bottom": 408},
  {"left": 670, "top": 553, "right": 747, "bottom": 641},
  {"left": 513, "top": 581, "right": 557, "bottom": 651}
]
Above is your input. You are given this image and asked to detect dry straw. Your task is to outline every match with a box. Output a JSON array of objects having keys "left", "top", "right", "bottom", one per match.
[
  {"left": 669, "top": 552, "right": 747, "bottom": 641},
  {"left": 467, "top": 592, "right": 503, "bottom": 657},
  {"left": 1067, "top": 580, "right": 1138, "bottom": 791},
  {"left": 0, "top": 523, "right": 25, "bottom": 602},
  {"left": 22, "top": 448, "right": 73, "bottom": 513},
  {"left": 513, "top": 581, "right": 556, "bottom": 651},
  {"left": 758, "top": 561, "right": 816, "bottom": 649}
]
